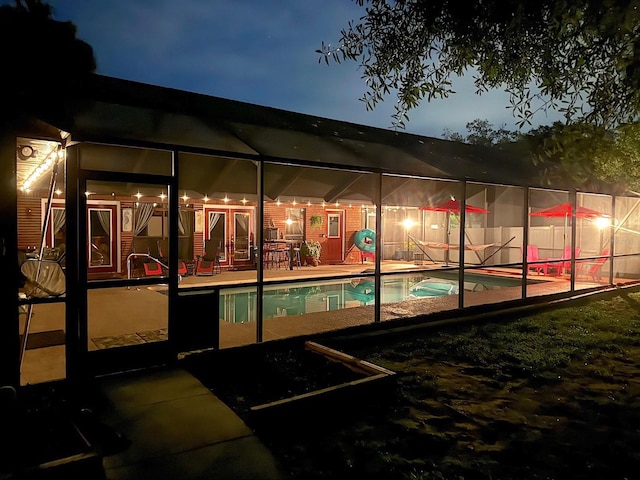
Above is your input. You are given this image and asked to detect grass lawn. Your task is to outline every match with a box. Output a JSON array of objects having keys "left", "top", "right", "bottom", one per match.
[{"left": 194, "top": 288, "right": 640, "bottom": 479}]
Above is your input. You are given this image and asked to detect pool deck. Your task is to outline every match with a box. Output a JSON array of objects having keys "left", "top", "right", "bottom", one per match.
[{"left": 19, "top": 260, "right": 624, "bottom": 386}]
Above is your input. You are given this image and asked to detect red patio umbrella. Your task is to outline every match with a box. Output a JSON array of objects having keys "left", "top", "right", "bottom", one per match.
[
  {"left": 530, "top": 203, "right": 606, "bottom": 253},
  {"left": 420, "top": 199, "right": 489, "bottom": 264},
  {"left": 529, "top": 203, "right": 603, "bottom": 220},
  {"left": 419, "top": 199, "right": 489, "bottom": 215}
]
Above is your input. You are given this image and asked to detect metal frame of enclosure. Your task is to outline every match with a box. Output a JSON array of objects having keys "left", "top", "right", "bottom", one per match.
[{"left": 4, "top": 75, "right": 640, "bottom": 388}]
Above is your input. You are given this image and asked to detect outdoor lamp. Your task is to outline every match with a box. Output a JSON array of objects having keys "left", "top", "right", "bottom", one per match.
[{"left": 595, "top": 217, "right": 611, "bottom": 229}]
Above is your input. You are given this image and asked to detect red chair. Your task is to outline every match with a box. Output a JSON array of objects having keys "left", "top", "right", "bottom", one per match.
[
  {"left": 576, "top": 249, "right": 610, "bottom": 282},
  {"left": 542, "top": 247, "right": 580, "bottom": 276},
  {"left": 521, "top": 245, "right": 542, "bottom": 274},
  {"left": 361, "top": 251, "right": 375, "bottom": 263}
]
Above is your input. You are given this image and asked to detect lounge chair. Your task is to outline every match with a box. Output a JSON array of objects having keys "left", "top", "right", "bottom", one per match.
[
  {"left": 131, "top": 238, "right": 165, "bottom": 277},
  {"left": 157, "top": 239, "right": 188, "bottom": 276},
  {"left": 196, "top": 238, "right": 222, "bottom": 275},
  {"left": 576, "top": 249, "right": 610, "bottom": 282}
]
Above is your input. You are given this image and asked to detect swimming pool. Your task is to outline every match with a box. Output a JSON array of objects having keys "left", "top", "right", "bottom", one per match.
[{"left": 219, "top": 271, "right": 531, "bottom": 323}]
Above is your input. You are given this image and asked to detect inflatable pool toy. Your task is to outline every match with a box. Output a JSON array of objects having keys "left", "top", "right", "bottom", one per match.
[
  {"left": 346, "top": 280, "right": 375, "bottom": 303},
  {"left": 354, "top": 228, "right": 376, "bottom": 253},
  {"left": 408, "top": 280, "right": 458, "bottom": 297}
]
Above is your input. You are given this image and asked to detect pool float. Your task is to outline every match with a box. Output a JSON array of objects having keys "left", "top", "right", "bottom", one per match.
[
  {"left": 354, "top": 229, "right": 376, "bottom": 253},
  {"left": 346, "top": 280, "right": 375, "bottom": 303},
  {"left": 408, "top": 280, "right": 458, "bottom": 297}
]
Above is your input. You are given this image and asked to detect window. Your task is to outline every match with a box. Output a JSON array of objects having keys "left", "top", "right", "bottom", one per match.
[{"left": 285, "top": 208, "right": 305, "bottom": 240}]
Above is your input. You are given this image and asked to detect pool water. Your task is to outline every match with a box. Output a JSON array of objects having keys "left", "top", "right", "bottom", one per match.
[{"left": 219, "top": 272, "right": 530, "bottom": 323}]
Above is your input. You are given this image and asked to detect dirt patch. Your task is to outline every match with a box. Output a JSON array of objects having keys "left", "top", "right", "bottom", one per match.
[{"left": 184, "top": 340, "right": 372, "bottom": 417}]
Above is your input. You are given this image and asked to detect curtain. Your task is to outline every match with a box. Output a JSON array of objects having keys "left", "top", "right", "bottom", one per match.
[
  {"left": 178, "top": 209, "right": 194, "bottom": 236},
  {"left": 96, "top": 210, "right": 111, "bottom": 235},
  {"left": 133, "top": 202, "right": 155, "bottom": 236},
  {"left": 52, "top": 208, "right": 66, "bottom": 234},
  {"left": 208, "top": 212, "right": 222, "bottom": 238}
]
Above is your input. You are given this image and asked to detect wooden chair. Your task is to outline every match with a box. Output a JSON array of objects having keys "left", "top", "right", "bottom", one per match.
[
  {"left": 576, "top": 249, "right": 610, "bottom": 282},
  {"left": 542, "top": 246, "right": 580, "bottom": 276},
  {"left": 521, "top": 245, "right": 542, "bottom": 274}
]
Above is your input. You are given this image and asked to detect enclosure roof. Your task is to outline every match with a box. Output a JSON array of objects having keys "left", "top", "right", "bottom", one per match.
[{"left": 50, "top": 74, "right": 546, "bottom": 187}]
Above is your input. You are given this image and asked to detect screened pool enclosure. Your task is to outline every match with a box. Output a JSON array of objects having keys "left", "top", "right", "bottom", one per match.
[{"left": 6, "top": 74, "right": 640, "bottom": 387}]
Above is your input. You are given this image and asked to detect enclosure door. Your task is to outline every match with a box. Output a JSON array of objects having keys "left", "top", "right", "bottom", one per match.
[
  {"left": 87, "top": 204, "right": 119, "bottom": 276},
  {"left": 325, "top": 211, "right": 344, "bottom": 263}
]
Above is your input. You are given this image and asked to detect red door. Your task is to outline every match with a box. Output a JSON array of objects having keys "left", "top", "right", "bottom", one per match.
[{"left": 324, "top": 211, "right": 344, "bottom": 263}]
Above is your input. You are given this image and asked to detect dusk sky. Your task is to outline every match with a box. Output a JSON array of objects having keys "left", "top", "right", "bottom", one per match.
[{"left": 38, "top": 0, "right": 564, "bottom": 138}]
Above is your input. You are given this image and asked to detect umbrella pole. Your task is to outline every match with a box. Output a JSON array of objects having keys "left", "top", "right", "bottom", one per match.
[
  {"left": 564, "top": 213, "right": 568, "bottom": 255},
  {"left": 445, "top": 213, "right": 450, "bottom": 266}
]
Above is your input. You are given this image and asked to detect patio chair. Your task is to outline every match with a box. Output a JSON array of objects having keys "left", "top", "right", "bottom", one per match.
[
  {"left": 157, "top": 239, "right": 188, "bottom": 276},
  {"left": 521, "top": 245, "right": 543, "bottom": 274},
  {"left": 541, "top": 246, "right": 580, "bottom": 276},
  {"left": 196, "top": 238, "right": 222, "bottom": 275},
  {"left": 132, "top": 238, "right": 164, "bottom": 277},
  {"left": 576, "top": 249, "right": 610, "bottom": 282}
]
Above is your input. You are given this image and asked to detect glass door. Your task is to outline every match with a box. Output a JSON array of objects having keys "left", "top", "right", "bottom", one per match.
[
  {"left": 234, "top": 211, "right": 251, "bottom": 263},
  {"left": 88, "top": 204, "right": 118, "bottom": 275}
]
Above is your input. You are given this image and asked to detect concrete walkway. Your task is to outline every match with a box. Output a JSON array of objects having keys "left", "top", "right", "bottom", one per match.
[{"left": 95, "top": 367, "right": 285, "bottom": 480}]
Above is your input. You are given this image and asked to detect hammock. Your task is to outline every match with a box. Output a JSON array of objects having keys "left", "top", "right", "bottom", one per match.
[
  {"left": 409, "top": 234, "right": 516, "bottom": 266},
  {"left": 420, "top": 242, "right": 496, "bottom": 251}
]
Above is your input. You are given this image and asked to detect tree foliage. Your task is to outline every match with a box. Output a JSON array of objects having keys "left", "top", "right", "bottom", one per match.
[
  {"left": 528, "top": 121, "right": 640, "bottom": 193},
  {"left": 0, "top": 0, "right": 96, "bottom": 127},
  {"left": 442, "top": 119, "right": 517, "bottom": 146},
  {"left": 318, "top": 0, "right": 640, "bottom": 130},
  {"left": 445, "top": 118, "right": 640, "bottom": 193}
]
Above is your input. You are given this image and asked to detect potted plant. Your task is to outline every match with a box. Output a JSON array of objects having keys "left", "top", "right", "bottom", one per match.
[{"left": 300, "top": 240, "right": 321, "bottom": 266}]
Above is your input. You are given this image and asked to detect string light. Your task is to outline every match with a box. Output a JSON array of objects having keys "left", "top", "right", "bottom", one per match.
[
  {"left": 135, "top": 191, "right": 143, "bottom": 200},
  {"left": 159, "top": 192, "right": 167, "bottom": 201},
  {"left": 223, "top": 195, "right": 230, "bottom": 203},
  {"left": 20, "top": 146, "right": 61, "bottom": 192}
]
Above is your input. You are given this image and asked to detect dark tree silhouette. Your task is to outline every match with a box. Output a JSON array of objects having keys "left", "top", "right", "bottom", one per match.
[{"left": 0, "top": 0, "right": 96, "bottom": 127}]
